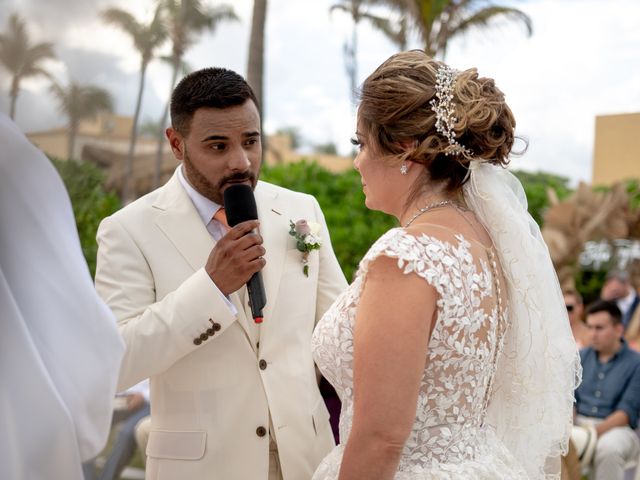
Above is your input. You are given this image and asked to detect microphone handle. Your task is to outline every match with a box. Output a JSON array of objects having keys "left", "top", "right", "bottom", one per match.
[{"left": 247, "top": 271, "right": 266, "bottom": 323}]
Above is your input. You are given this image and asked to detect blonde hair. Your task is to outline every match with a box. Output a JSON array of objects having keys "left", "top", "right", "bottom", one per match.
[{"left": 358, "top": 50, "right": 517, "bottom": 194}]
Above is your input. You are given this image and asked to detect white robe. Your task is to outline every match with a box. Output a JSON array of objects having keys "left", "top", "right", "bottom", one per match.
[{"left": 0, "top": 113, "right": 124, "bottom": 480}]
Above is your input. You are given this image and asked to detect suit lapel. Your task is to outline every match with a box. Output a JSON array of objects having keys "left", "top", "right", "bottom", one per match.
[
  {"left": 154, "top": 173, "right": 213, "bottom": 272},
  {"left": 255, "top": 183, "right": 288, "bottom": 327},
  {"left": 153, "top": 171, "right": 255, "bottom": 346}
]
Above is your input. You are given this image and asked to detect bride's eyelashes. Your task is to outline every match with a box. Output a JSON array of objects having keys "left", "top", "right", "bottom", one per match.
[{"left": 350, "top": 137, "right": 363, "bottom": 150}]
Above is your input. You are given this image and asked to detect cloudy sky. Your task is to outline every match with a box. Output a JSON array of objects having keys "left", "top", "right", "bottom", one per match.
[{"left": 1, "top": 0, "right": 639, "bottom": 185}]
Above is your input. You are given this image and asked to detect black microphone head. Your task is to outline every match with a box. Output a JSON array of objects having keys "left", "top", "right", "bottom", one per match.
[{"left": 223, "top": 184, "right": 258, "bottom": 226}]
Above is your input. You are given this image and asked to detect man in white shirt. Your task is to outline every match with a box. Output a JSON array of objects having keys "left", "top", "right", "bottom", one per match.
[
  {"left": 95, "top": 67, "right": 347, "bottom": 480},
  {"left": 601, "top": 270, "right": 640, "bottom": 329}
]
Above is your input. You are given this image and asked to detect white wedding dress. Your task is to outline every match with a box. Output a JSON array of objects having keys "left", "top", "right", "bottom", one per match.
[{"left": 311, "top": 227, "right": 529, "bottom": 479}]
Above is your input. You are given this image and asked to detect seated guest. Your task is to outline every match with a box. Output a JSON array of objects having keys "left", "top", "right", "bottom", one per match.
[
  {"left": 564, "top": 289, "right": 590, "bottom": 349},
  {"left": 622, "top": 270, "right": 640, "bottom": 350},
  {"left": 574, "top": 299, "right": 640, "bottom": 479},
  {"left": 83, "top": 380, "right": 150, "bottom": 480},
  {"left": 134, "top": 416, "right": 151, "bottom": 466},
  {"left": 624, "top": 308, "right": 640, "bottom": 351},
  {"left": 601, "top": 270, "right": 640, "bottom": 329},
  {"left": 103, "top": 380, "right": 150, "bottom": 480}
]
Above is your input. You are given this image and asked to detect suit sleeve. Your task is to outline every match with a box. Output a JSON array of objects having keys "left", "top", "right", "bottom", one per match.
[
  {"left": 95, "top": 215, "right": 238, "bottom": 391},
  {"left": 311, "top": 197, "right": 348, "bottom": 325}
]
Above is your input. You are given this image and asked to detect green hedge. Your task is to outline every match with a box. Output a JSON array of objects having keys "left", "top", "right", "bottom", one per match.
[
  {"left": 50, "top": 158, "right": 121, "bottom": 277},
  {"left": 261, "top": 160, "right": 397, "bottom": 281}
]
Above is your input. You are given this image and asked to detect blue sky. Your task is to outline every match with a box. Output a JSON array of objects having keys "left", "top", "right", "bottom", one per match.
[{"left": 1, "top": 0, "right": 639, "bottom": 185}]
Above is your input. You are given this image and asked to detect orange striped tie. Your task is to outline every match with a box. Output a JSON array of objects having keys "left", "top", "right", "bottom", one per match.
[{"left": 213, "top": 208, "right": 230, "bottom": 231}]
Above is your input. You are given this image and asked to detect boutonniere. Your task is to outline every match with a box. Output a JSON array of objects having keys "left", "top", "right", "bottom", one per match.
[{"left": 289, "top": 219, "right": 322, "bottom": 277}]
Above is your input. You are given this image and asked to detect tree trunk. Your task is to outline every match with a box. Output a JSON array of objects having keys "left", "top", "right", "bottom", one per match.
[
  {"left": 123, "top": 59, "right": 148, "bottom": 203},
  {"left": 247, "top": 0, "right": 268, "bottom": 118},
  {"left": 9, "top": 76, "right": 19, "bottom": 120},
  {"left": 68, "top": 122, "right": 78, "bottom": 162},
  {"left": 153, "top": 58, "right": 181, "bottom": 190}
]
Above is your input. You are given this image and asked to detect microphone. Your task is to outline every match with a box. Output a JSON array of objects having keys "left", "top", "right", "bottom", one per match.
[{"left": 223, "top": 184, "right": 267, "bottom": 324}]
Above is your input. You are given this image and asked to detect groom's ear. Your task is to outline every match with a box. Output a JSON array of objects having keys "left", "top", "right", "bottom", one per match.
[{"left": 167, "top": 127, "right": 185, "bottom": 160}]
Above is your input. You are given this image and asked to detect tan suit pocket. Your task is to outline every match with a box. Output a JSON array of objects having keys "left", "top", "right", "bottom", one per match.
[{"left": 146, "top": 430, "right": 207, "bottom": 460}]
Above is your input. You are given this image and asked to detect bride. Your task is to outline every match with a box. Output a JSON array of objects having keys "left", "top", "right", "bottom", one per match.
[{"left": 311, "top": 50, "right": 581, "bottom": 480}]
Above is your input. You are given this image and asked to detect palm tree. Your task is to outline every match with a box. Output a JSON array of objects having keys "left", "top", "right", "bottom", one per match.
[
  {"left": 0, "top": 14, "right": 56, "bottom": 120},
  {"left": 329, "top": 1, "right": 405, "bottom": 106},
  {"left": 153, "top": 0, "right": 238, "bottom": 189},
  {"left": 50, "top": 81, "right": 113, "bottom": 161},
  {"left": 390, "top": 0, "right": 532, "bottom": 58},
  {"left": 247, "top": 0, "right": 268, "bottom": 121},
  {"left": 102, "top": 5, "right": 167, "bottom": 202}
]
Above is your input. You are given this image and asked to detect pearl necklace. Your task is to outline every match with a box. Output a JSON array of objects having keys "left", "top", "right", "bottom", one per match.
[{"left": 404, "top": 200, "right": 456, "bottom": 228}]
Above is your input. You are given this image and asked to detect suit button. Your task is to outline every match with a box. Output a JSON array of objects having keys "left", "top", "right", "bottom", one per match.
[
  {"left": 213, "top": 322, "right": 221, "bottom": 332},
  {"left": 256, "top": 426, "right": 267, "bottom": 437},
  {"left": 259, "top": 359, "right": 267, "bottom": 370},
  {"left": 200, "top": 333, "right": 208, "bottom": 342},
  {"left": 206, "top": 328, "right": 215, "bottom": 336},
  {"left": 193, "top": 337, "right": 202, "bottom": 346}
]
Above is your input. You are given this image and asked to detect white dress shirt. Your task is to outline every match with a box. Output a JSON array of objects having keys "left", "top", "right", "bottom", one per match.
[{"left": 177, "top": 165, "right": 241, "bottom": 317}]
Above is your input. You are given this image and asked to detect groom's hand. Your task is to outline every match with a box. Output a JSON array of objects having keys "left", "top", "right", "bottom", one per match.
[{"left": 206, "top": 219, "right": 266, "bottom": 295}]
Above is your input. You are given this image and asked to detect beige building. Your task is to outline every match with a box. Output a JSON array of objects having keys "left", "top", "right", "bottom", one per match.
[
  {"left": 27, "top": 113, "right": 158, "bottom": 161},
  {"left": 265, "top": 133, "right": 352, "bottom": 173},
  {"left": 592, "top": 112, "right": 640, "bottom": 186}
]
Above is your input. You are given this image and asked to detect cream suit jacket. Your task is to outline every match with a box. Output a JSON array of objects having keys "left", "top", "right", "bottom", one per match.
[{"left": 95, "top": 171, "right": 347, "bottom": 480}]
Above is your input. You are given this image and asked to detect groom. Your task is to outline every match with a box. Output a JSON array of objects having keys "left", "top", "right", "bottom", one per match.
[{"left": 95, "top": 67, "right": 347, "bottom": 479}]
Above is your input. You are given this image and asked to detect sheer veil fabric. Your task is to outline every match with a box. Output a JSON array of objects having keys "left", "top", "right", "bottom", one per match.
[
  {"left": 463, "top": 162, "right": 582, "bottom": 479},
  {"left": 0, "top": 113, "right": 124, "bottom": 479}
]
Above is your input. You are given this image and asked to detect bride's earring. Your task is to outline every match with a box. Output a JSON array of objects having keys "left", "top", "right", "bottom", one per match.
[{"left": 400, "top": 162, "right": 408, "bottom": 175}]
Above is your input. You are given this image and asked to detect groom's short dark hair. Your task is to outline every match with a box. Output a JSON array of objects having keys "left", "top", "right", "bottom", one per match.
[{"left": 170, "top": 67, "right": 259, "bottom": 135}]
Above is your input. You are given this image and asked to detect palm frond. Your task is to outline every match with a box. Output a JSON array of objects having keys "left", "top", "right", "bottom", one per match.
[
  {"left": 24, "top": 42, "right": 56, "bottom": 64},
  {"left": 329, "top": 3, "right": 351, "bottom": 16},
  {"left": 50, "top": 81, "right": 113, "bottom": 122},
  {"left": 161, "top": 0, "right": 238, "bottom": 57},
  {"left": 101, "top": 8, "right": 142, "bottom": 38},
  {"left": 6, "top": 14, "right": 28, "bottom": 46},
  {"left": 360, "top": 13, "right": 403, "bottom": 46},
  {"left": 449, "top": 6, "right": 532, "bottom": 38},
  {"left": 0, "top": 15, "right": 55, "bottom": 81}
]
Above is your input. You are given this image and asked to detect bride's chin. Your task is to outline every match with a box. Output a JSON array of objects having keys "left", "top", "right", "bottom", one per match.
[{"left": 363, "top": 197, "right": 374, "bottom": 210}]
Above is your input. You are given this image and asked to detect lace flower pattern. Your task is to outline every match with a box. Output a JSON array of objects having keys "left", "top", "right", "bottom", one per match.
[{"left": 311, "top": 228, "right": 528, "bottom": 479}]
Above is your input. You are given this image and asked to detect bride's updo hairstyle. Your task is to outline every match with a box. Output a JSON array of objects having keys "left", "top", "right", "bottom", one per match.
[{"left": 358, "top": 50, "right": 517, "bottom": 192}]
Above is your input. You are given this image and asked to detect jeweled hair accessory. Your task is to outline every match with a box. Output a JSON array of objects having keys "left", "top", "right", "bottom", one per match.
[{"left": 430, "top": 65, "right": 475, "bottom": 159}]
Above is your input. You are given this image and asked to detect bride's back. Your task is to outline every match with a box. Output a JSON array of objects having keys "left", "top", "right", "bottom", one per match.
[{"left": 312, "top": 217, "right": 522, "bottom": 476}]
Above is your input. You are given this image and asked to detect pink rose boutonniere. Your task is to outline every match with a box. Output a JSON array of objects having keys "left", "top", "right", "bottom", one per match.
[{"left": 289, "top": 219, "right": 322, "bottom": 277}]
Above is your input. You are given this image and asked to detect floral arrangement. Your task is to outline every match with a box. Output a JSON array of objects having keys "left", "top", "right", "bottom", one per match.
[{"left": 289, "top": 219, "right": 322, "bottom": 277}]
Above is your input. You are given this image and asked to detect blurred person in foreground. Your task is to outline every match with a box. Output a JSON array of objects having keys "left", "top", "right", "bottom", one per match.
[
  {"left": 574, "top": 300, "right": 640, "bottom": 479},
  {"left": 311, "top": 50, "right": 581, "bottom": 480},
  {"left": 95, "top": 67, "right": 347, "bottom": 480},
  {"left": 0, "top": 112, "right": 124, "bottom": 479}
]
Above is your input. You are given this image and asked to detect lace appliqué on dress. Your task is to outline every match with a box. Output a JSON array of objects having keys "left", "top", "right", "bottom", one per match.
[{"left": 311, "top": 228, "right": 527, "bottom": 479}]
